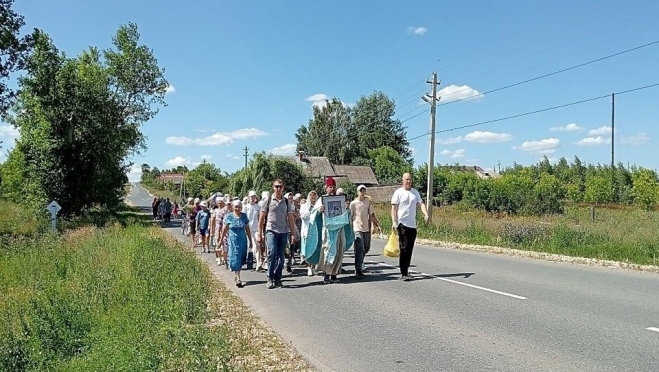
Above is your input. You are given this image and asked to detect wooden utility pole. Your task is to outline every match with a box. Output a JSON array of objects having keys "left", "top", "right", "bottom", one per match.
[
  {"left": 422, "top": 72, "right": 440, "bottom": 222},
  {"left": 611, "top": 93, "right": 615, "bottom": 169},
  {"left": 611, "top": 93, "right": 616, "bottom": 201}
]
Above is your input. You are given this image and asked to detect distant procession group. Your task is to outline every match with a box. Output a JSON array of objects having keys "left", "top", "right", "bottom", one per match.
[{"left": 179, "top": 172, "right": 428, "bottom": 288}]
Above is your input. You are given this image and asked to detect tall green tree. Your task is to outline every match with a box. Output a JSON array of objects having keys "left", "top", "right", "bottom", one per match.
[
  {"left": 295, "top": 91, "right": 411, "bottom": 165},
  {"left": 631, "top": 168, "right": 659, "bottom": 211},
  {"left": 352, "top": 91, "right": 412, "bottom": 162},
  {"left": 0, "top": 0, "right": 36, "bottom": 116},
  {"left": 368, "top": 146, "right": 412, "bottom": 184},
  {"left": 295, "top": 98, "right": 351, "bottom": 164},
  {"left": 3, "top": 24, "right": 168, "bottom": 215}
]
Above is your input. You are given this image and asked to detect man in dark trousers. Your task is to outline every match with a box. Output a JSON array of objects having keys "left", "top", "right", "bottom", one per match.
[{"left": 390, "top": 172, "right": 428, "bottom": 281}]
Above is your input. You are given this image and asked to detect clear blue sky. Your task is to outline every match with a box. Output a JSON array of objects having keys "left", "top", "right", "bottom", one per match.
[{"left": 6, "top": 0, "right": 659, "bottom": 182}]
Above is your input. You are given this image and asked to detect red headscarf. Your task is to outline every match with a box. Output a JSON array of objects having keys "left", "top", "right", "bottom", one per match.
[{"left": 325, "top": 177, "right": 336, "bottom": 187}]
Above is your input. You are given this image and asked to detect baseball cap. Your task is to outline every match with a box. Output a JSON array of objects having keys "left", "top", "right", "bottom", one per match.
[
  {"left": 248, "top": 190, "right": 257, "bottom": 197},
  {"left": 357, "top": 184, "right": 366, "bottom": 191}
]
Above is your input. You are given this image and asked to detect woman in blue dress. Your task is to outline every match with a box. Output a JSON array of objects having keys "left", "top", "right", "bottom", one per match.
[{"left": 219, "top": 199, "right": 253, "bottom": 287}]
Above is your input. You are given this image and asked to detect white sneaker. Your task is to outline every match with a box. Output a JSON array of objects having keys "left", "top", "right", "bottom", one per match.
[
  {"left": 216, "top": 258, "right": 220, "bottom": 266},
  {"left": 307, "top": 267, "right": 313, "bottom": 276}
]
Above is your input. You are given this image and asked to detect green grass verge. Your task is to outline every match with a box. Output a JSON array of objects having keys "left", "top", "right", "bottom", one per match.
[
  {"left": 0, "top": 224, "right": 232, "bottom": 371},
  {"left": 373, "top": 203, "right": 659, "bottom": 266}
]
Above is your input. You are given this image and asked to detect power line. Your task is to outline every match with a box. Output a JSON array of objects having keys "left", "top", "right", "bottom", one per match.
[
  {"left": 442, "top": 0, "right": 657, "bottom": 83},
  {"left": 407, "top": 83, "right": 659, "bottom": 141},
  {"left": 437, "top": 39, "right": 659, "bottom": 107},
  {"left": 397, "top": 39, "right": 659, "bottom": 123}
]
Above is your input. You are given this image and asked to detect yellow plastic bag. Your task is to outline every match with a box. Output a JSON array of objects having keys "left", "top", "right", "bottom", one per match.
[{"left": 383, "top": 230, "right": 400, "bottom": 258}]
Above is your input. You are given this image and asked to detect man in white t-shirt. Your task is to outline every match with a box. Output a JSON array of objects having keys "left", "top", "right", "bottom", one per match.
[{"left": 390, "top": 172, "right": 429, "bottom": 281}]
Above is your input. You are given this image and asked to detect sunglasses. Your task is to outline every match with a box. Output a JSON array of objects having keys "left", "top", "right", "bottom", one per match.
[{"left": 274, "top": 184, "right": 283, "bottom": 188}]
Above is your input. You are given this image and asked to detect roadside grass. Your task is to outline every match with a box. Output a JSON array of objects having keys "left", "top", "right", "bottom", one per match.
[
  {"left": 373, "top": 203, "right": 659, "bottom": 266},
  {"left": 0, "top": 211, "right": 313, "bottom": 371}
]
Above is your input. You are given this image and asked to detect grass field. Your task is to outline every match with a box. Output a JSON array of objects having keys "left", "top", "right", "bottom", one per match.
[
  {"left": 373, "top": 202, "right": 659, "bottom": 267},
  {"left": 0, "top": 203, "right": 313, "bottom": 371}
]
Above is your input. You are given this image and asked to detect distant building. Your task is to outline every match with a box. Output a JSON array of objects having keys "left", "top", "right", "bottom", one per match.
[
  {"left": 440, "top": 165, "right": 500, "bottom": 179},
  {"left": 274, "top": 151, "right": 380, "bottom": 186},
  {"left": 157, "top": 173, "right": 184, "bottom": 186}
]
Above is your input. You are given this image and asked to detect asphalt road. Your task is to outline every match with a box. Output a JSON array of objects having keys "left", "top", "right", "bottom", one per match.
[{"left": 127, "top": 183, "right": 659, "bottom": 372}]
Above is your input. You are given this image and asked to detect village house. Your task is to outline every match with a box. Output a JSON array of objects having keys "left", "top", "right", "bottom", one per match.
[
  {"left": 439, "top": 165, "right": 500, "bottom": 179},
  {"left": 157, "top": 173, "right": 184, "bottom": 187},
  {"left": 275, "top": 151, "right": 379, "bottom": 186}
]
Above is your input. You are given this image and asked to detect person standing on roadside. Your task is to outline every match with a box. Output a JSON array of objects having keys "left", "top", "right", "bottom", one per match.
[
  {"left": 258, "top": 179, "right": 297, "bottom": 289},
  {"left": 350, "top": 184, "right": 380, "bottom": 279},
  {"left": 163, "top": 197, "right": 172, "bottom": 224},
  {"left": 391, "top": 172, "right": 429, "bottom": 281}
]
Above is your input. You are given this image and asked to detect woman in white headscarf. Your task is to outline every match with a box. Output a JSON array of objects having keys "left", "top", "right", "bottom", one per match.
[{"left": 299, "top": 190, "right": 318, "bottom": 276}]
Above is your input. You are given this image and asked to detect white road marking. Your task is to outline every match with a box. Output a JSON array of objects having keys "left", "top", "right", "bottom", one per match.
[
  {"left": 365, "top": 260, "right": 527, "bottom": 300},
  {"left": 646, "top": 327, "right": 659, "bottom": 333}
]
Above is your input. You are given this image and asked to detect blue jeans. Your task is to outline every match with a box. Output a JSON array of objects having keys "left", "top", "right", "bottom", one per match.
[{"left": 266, "top": 231, "right": 288, "bottom": 281}]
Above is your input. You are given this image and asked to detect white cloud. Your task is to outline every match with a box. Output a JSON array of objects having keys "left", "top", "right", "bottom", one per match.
[
  {"left": 165, "top": 85, "right": 175, "bottom": 94},
  {"left": 407, "top": 26, "right": 427, "bottom": 35},
  {"left": 227, "top": 128, "right": 268, "bottom": 140},
  {"left": 620, "top": 133, "right": 650, "bottom": 145},
  {"left": 0, "top": 124, "right": 20, "bottom": 154},
  {"left": 437, "top": 136, "right": 462, "bottom": 145},
  {"left": 436, "top": 84, "right": 482, "bottom": 103},
  {"left": 200, "top": 154, "right": 212, "bottom": 160},
  {"left": 226, "top": 154, "right": 241, "bottom": 161},
  {"left": 165, "top": 156, "right": 192, "bottom": 167},
  {"left": 588, "top": 126, "right": 614, "bottom": 136},
  {"left": 513, "top": 138, "right": 560, "bottom": 154},
  {"left": 463, "top": 131, "right": 512, "bottom": 143},
  {"left": 0, "top": 124, "right": 19, "bottom": 138},
  {"left": 550, "top": 123, "right": 583, "bottom": 132},
  {"left": 440, "top": 148, "right": 465, "bottom": 158},
  {"left": 409, "top": 147, "right": 416, "bottom": 154},
  {"left": 575, "top": 136, "right": 611, "bottom": 147},
  {"left": 270, "top": 143, "right": 297, "bottom": 156},
  {"left": 126, "top": 164, "right": 142, "bottom": 183},
  {"left": 305, "top": 93, "right": 349, "bottom": 109},
  {"left": 166, "top": 127, "right": 267, "bottom": 146}
]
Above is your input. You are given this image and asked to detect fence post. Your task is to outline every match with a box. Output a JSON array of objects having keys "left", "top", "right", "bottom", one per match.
[{"left": 590, "top": 205, "right": 595, "bottom": 222}]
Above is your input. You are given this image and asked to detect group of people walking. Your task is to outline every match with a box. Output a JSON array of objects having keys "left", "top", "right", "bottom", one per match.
[
  {"left": 180, "top": 172, "right": 429, "bottom": 288},
  {"left": 151, "top": 196, "right": 178, "bottom": 223}
]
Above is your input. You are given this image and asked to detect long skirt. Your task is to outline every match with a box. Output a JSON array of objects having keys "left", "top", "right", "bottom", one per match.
[{"left": 228, "top": 231, "right": 248, "bottom": 272}]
